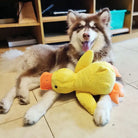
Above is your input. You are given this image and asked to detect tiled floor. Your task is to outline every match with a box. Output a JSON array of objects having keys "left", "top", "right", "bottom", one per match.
[{"left": 0, "top": 38, "right": 138, "bottom": 138}]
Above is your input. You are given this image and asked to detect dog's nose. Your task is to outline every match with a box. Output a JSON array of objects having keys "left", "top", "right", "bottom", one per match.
[{"left": 83, "top": 33, "right": 90, "bottom": 40}]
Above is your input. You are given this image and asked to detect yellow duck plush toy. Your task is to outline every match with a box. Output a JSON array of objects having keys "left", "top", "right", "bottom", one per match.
[{"left": 40, "top": 50, "right": 116, "bottom": 114}]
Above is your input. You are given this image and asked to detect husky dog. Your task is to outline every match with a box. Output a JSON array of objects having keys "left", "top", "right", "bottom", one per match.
[{"left": 0, "top": 8, "right": 117, "bottom": 126}]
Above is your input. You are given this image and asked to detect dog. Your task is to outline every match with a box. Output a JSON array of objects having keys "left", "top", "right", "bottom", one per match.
[{"left": 0, "top": 8, "right": 119, "bottom": 126}]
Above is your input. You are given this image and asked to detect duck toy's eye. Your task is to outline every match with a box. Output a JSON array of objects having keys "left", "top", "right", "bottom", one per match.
[{"left": 54, "top": 85, "right": 58, "bottom": 88}]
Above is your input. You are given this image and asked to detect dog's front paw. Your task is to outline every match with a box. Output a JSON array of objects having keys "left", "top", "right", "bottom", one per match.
[
  {"left": 0, "top": 99, "right": 11, "bottom": 113},
  {"left": 18, "top": 95, "right": 30, "bottom": 105},
  {"left": 17, "top": 95, "right": 30, "bottom": 105},
  {"left": 93, "top": 107, "right": 110, "bottom": 126},
  {"left": 24, "top": 106, "right": 45, "bottom": 125}
]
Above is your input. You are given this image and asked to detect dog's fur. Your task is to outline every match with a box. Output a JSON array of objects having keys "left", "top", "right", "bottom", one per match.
[{"left": 0, "top": 8, "right": 120, "bottom": 126}]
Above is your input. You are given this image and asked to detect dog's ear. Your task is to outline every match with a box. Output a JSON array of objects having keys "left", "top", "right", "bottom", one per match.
[
  {"left": 67, "top": 10, "right": 78, "bottom": 26},
  {"left": 98, "top": 8, "right": 110, "bottom": 26}
]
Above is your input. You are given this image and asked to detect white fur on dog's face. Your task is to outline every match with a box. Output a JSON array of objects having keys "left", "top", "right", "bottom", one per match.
[
  {"left": 67, "top": 9, "right": 110, "bottom": 53},
  {"left": 68, "top": 21, "right": 98, "bottom": 52},
  {"left": 68, "top": 20, "right": 98, "bottom": 53},
  {"left": 75, "top": 23, "right": 98, "bottom": 51}
]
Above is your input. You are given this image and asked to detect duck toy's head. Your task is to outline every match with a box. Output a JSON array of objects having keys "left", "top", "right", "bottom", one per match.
[{"left": 40, "top": 68, "right": 76, "bottom": 93}]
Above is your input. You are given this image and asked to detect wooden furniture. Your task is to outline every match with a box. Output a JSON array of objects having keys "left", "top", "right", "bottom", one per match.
[
  {"left": 0, "top": 0, "right": 43, "bottom": 45},
  {"left": 0, "top": 0, "right": 138, "bottom": 45}
]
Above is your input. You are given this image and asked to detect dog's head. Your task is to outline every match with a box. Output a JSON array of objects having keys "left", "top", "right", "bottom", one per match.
[{"left": 67, "top": 8, "right": 111, "bottom": 53}]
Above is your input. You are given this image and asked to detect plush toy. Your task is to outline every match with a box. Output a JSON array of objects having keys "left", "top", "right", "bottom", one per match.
[
  {"left": 110, "top": 82, "right": 124, "bottom": 104},
  {"left": 40, "top": 50, "right": 117, "bottom": 115},
  {"left": 109, "top": 65, "right": 124, "bottom": 104}
]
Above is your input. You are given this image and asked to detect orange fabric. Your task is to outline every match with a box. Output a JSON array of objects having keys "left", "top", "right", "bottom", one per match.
[
  {"left": 40, "top": 72, "right": 52, "bottom": 90},
  {"left": 109, "top": 83, "right": 124, "bottom": 104},
  {"left": 109, "top": 65, "right": 124, "bottom": 104}
]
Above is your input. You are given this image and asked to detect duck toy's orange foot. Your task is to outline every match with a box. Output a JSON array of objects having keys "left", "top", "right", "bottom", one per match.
[{"left": 109, "top": 82, "right": 124, "bottom": 104}]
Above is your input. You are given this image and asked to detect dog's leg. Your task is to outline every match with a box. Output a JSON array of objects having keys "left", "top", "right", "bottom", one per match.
[
  {"left": 24, "top": 90, "right": 60, "bottom": 125},
  {"left": 0, "top": 87, "right": 16, "bottom": 113},
  {"left": 17, "top": 76, "right": 40, "bottom": 105},
  {"left": 93, "top": 95, "right": 112, "bottom": 126}
]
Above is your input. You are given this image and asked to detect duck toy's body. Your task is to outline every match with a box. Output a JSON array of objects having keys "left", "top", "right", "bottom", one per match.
[{"left": 40, "top": 50, "right": 124, "bottom": 114}]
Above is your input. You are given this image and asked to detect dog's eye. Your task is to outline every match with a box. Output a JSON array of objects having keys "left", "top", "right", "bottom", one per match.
[
  {"left": 91, "top": 25, "right": 96, "bottom": 29},
  {"left": 54, "top": 85, "right": 58, "bottom": 88},
  {"left": 90, "top": 25, "right": 98, "bottom": 31},
  {"left": 78, "top": 24, "right": 84, "bottom": 28},
  {"left": 78, "top": 21, "right": 86, "bottom": 28}
]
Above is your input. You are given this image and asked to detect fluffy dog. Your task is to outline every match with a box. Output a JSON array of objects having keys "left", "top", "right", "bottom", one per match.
[{"left": 0, "top": 8, "right": 118, "bottom": 126}]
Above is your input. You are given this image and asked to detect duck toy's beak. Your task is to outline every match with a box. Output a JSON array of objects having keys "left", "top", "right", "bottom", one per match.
[{"left": 40, "top": 72, "right": 53, "bottom": 90}]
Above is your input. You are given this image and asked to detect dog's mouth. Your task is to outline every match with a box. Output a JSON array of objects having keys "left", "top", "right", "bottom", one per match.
[{"left": 81, "top": 40, "right": 94, "bottom": 52}]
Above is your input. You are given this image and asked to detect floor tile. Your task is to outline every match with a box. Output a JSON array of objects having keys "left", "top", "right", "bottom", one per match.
[
  {"left": 112, "top": 45, "right": 138, "bottom": 83},
  {"left": 0, "top": 117, "right": 53, "bottom": 138},
  {"left": 0, "top": 72, "right": 17, "bottom": 98},
  {"left": 45, "top": 100, "right": 96, "bottom": 138},
  {"left": 33, "top": 88, "right": 76, "bottom": 108},
  {"left": 110, "top": 84, "right": 138, "bottom": 138},
  {"left": 112, "top": 43, "right": 127, "bottom": 52},
  {"left": 129, "top": 81, "right": 138, "bottom": 89},
  {"left": 0, "top": 93, "right": 37, "bottom": 125},
  {"left": 0, "top": 72, "right": 37, "bottom": 124},
  {"left": 45, "top": 84, "right": 138, "bottom": 138},
  {"left": 115, "top": 38, "right": 138, "bottom": 52}
]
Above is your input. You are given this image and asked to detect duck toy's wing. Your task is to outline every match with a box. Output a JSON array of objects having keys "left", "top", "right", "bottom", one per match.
[
  {"left": 76, "top": 91, "right": 96, "bottom": 115},
  {"left": 75, "top": 50, "right": 97, "bottom": 115},
  {"left": 75, "top": 50, "right": 94, "bottom": 73}
]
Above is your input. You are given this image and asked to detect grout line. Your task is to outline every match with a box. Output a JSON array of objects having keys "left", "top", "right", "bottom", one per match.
[
  {"left": 44, "top": 116, "right": 55, "bottom": 138},
  {"left": 124, "top": 80, "right": 136, "bottom": 85},
  {"left": 125, "top": 82, "right": 138, "bottom": 89},
  {"left": 32, "top": 90, "right": 39, "bottom": 102},
  {"left": 32, "top": 90, "right": 54, "bottom": 137},
  {"left": 128, "top": 80, "right": 138, "bottom": 84},
  {"left": 0, "top": 117, "right": 23, "bottom": 126},
  {"left": 127, "top": 84, "right": 138, "bottom": 89},
  {"left": 50, "top": 99, "right": 76, "bottom": 110}
]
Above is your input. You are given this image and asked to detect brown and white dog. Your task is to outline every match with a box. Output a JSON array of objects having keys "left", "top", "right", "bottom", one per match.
[{"left": 0, "top": 8, "right": 117, "bottom": 126}]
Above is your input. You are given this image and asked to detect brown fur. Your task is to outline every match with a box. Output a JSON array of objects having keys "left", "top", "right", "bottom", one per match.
[
  {"left": 16, "top": 44, "right": 82, "bottom": 89},
  {"left": 93, "top": 45, "right": 111, "bottom": 62}
]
